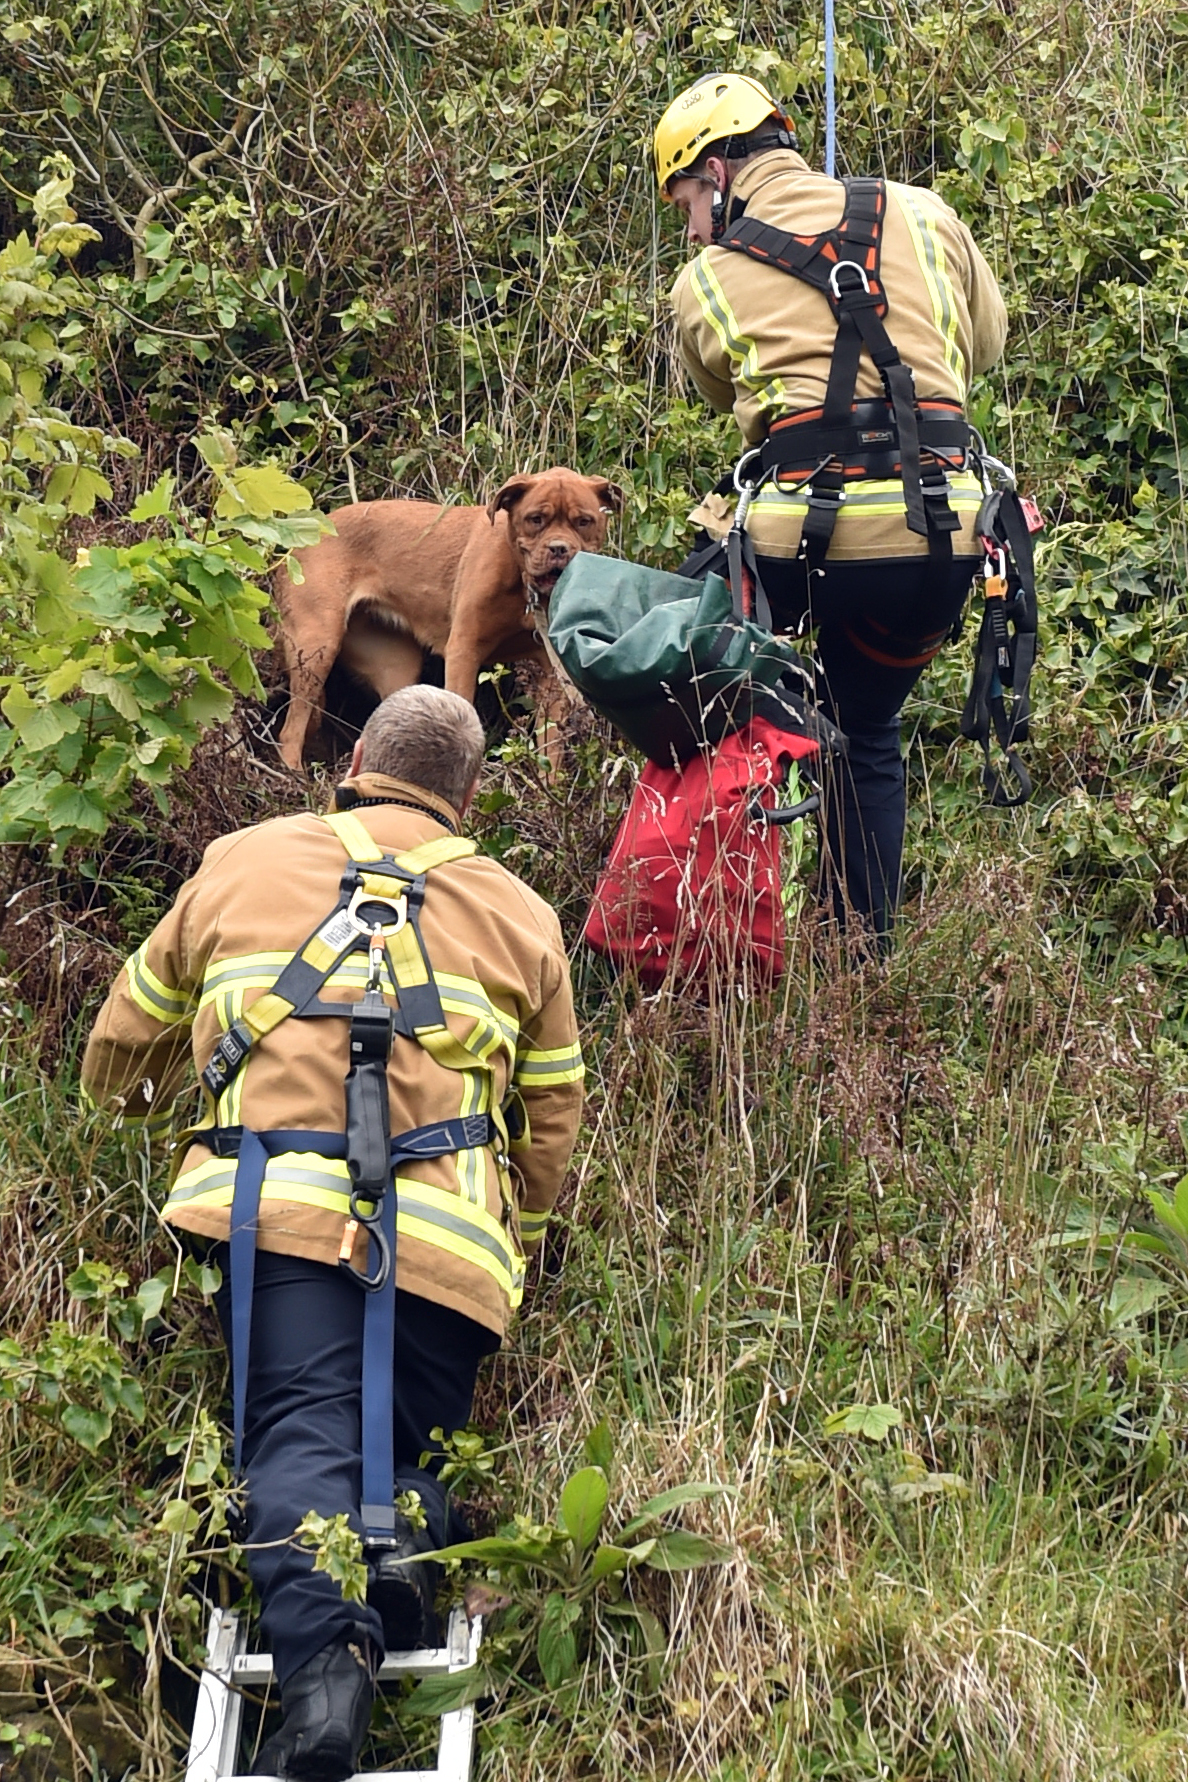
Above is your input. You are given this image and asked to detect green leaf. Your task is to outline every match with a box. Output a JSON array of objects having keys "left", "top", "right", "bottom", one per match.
[
  {"left": 589, "top": 1543, "right": 634, "bottom": 1582},
  {"left": 195, "top": 429, "right": 237, "bottom": 472},
  {"left": 215, "top": 464, "right": 313, "bottom": 519},
  {"left": 129, "top": 472, "right": 176, "bottom": 520},
  {"left": 582, "top": 1417, "right": 614, "bottom": 1475},
  {"left": 416, "top": 1535, "right": 554, "bottom": 1567},
  {"left": 603, "top": 1601, "right": 667, "bottom": 1693},
  {"left": 536, "top": 1591, "right": 582, "bottom": 1687},
  {"left": 559, "top": 1466, "right": 608, "bottom": 1553},
  {"left": 61, "top": 1403, "right": 112, "bottom": 1451},
  {"left": 45, "top": 463, "right": 112, "bottom": 515},
  {"left": 157, "top": 1499, "right": 201, "bottom": 1538},
  {"left": 42, "top": 783, "right": 108, "bottom": 835},
  {"left": 619, "top": 1482, "right": 732, "bottom": 1537},
  {"left": 2, "top": 685, "right": 81, "bottom": 751},
  {"left": 79, "top": 669, "right": 141, "bottom": 721},
  {"left": 38, "top": 222, "right": 102, "bottom": 258},
  {"left": 402, "top": 1667, "right": 486, "bottom": 1718},
  {"left": 823, "top": 1403, "right": 903, "bottom": 1442},
  {"left": 641, "top": 1531, "right": 730, "bottom": 1572},
  {"left": 136, "top": 1277, "right": 168, "bottom": 1321}
]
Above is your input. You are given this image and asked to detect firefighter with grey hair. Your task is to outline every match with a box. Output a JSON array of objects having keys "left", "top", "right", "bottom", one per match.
[{"left": 83, "top": 685, "right": 583, "bottom": 1780}]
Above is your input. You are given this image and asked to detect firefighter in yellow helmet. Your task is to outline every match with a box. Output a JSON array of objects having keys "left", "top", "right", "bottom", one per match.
[{"left": 654, "top": 74, "right": 1009, "bottom": 940}]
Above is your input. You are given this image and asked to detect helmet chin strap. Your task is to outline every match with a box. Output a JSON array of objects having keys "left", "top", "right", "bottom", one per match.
[{"left": 710, "top": 186, "right": 726, "bottom": 242}]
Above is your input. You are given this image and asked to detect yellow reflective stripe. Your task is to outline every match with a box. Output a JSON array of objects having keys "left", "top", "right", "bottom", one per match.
[
  {"left": 893, "top": 188, "right": 966, "bottom": 396},
  {"left": 690, "top": 252, "right": 788, "bottom": 413},
  {"left": 456, "top": 1070, "right": 482, "bottom": 1204},
  {"left": 199, "top": 953, "right": 292, "bottom": 1009},
  {"left": 125, "top": 943, "right": 193, "bottom": 1025},
  {"left": 165, "top": 1159, "right": 523, "bottom": 1303},
  {"left": 322, "top": 810, "right": 384, "bottom": 861},
  {"left": 755, "top": 474, "right": 982, "bottom": 520},
  {"left": 520, "top": 1207, "right": 549, "bottom": 1244},
  {"left": 436, "top": 975, "right": 518, "bottom": 1047},
  {"left": 514, "top": 1042, "right": 584, "bottom": 1087},
  {"left": 397, "top": 1177, "right": 523, "bottom": 1306}
]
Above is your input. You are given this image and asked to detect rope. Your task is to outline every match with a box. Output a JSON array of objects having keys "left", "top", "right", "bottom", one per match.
[{"left": 824, "top": 0, "right": 837, "bottom": 178}]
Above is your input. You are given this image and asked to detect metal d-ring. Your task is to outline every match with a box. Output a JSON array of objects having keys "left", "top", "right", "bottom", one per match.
[
  {"left": 828, "top": 260, "right": 871, "bottom": 300},
  {"left": 345, "top": 883, "right": 407, "bottom": 937}
]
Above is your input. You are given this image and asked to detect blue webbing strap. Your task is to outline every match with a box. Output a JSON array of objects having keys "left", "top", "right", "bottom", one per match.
[
  {"left": 359, "top": 1182, "right": 397, "bottom": 1539},
  {"left": 227, "top": 1115, "right": 496, "bottom": 1536}
]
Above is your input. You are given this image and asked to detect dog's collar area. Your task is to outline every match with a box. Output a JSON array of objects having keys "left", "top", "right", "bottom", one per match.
[{"left": 332, "top": 791, "right": 459, "bottom": 836}]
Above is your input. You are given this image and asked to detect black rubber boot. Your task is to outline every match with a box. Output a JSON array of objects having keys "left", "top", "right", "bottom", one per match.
[
  {"left": 251, "top": 1634, "right": 377, "bottom": 1780},
  {"left": 366, "top": 1513, "right": 440, "bottom": 1652}
]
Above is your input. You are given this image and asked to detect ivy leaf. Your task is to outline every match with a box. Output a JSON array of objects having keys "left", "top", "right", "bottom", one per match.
[
  {"left": 157, "top": 1499, "right": 201, "bottom": 1538},
  {"left": 61, "top": 1404, "right": 112, "bottom": 1451}
]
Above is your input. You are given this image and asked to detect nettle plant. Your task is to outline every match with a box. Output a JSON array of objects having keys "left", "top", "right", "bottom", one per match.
[{"left": 0, "top": 163, "right": 328, "bottom": 856}]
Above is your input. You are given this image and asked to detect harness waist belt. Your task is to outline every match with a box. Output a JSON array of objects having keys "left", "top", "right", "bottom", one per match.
[{"left": 761, "top": 399, "right": 970, "bottom": 480}]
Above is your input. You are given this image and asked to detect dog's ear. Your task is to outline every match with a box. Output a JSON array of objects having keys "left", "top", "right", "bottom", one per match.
[
  {"left": 590, "top": 478, "right": 625, "bottom": 515},
  {"left": 488, "top": 475, "right": 536, "bottom": 523}
]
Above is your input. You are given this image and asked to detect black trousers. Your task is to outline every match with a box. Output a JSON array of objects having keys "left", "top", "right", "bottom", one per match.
[
  {"left": 212, "top": 1248, "right": 496, "bottom": 1685},
  {"left": 755, "top": 550, "right": 979, "bottom": 938}
]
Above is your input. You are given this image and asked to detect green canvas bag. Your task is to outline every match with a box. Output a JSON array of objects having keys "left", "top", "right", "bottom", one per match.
[{"left": 547, "top": 552, "right": 838, "bottom": 766}]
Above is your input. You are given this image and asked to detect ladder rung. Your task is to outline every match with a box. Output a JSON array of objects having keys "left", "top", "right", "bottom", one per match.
[
  {"left": 233, "top": 1644, "right": 467, "bottom": 1684},
  {"left": 186, "top": 1608, "right": 480, "bottom": 1782}
]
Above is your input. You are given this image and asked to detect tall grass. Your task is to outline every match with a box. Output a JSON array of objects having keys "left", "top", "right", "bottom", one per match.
[{"left": 4, "top": 728, "right": 1186, "bottom": 1779}]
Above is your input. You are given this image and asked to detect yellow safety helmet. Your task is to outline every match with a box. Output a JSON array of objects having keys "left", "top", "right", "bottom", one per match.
[{"left": 653, "top": 72, "right": 794, "bottom": 197}]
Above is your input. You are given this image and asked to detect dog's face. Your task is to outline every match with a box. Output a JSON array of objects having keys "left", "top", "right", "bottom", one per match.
[{"left": 488, "top": 468, "right": 624, "bottom": 600}]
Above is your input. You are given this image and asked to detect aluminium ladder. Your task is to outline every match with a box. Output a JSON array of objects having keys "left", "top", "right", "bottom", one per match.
[{"left": 185, "top": 1607, "right": 483, "bottom": 1782}]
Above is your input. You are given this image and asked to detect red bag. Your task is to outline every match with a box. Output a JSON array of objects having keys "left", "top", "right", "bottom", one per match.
[{"left": 584, "top": 716, "right": 819, "bottom": 985}]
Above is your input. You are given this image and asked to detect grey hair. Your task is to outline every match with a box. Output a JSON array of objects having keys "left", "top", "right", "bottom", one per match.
[{"left": 357, "top": 685, "right": 485, "bottom": 812}]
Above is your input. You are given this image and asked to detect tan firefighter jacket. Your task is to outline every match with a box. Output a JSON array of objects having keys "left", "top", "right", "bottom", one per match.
[
  {"left": 671, "top": 149, "right": 1009, "bottom": 562},
  {"left": 80, "top": 773, "right": 584, "bottom": 1341}
]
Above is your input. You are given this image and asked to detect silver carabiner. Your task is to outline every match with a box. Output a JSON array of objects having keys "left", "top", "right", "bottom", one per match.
[
  {"left": 732, "top": 446, "right": 766, "bottom": 529},
  {"left": 733, "top": 445, "right": 764, "bottom": 494}
]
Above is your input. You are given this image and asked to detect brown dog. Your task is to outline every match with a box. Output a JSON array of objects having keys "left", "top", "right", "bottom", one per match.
[{"left": 274, "top": 467, "right": 622, "bottom": 769}]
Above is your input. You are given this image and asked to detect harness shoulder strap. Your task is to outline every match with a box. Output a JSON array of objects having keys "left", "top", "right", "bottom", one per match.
[{"left": 718, "top": 177, "right": 959, "bottom": 572}]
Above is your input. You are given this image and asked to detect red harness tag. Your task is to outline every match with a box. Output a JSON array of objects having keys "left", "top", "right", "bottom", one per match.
[{"left": 1019, "top": 496, "right": 1044, "bottom": 533}]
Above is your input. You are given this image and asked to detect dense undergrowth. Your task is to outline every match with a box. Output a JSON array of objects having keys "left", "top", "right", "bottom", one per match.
[{"left": 3, "top": 0, "right": 1188, "bottom": 1776}]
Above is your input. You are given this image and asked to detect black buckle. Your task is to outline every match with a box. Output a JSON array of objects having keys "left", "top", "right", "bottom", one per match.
[
  {"left": 349, "top": 995, "right": 394, "bottom": 1064},
  {"left": 805, "top": 486, "right": 846, "bottom": 512},
  {"left": 201, "top": 1019, "right": 253, "bottom": 1099}
]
